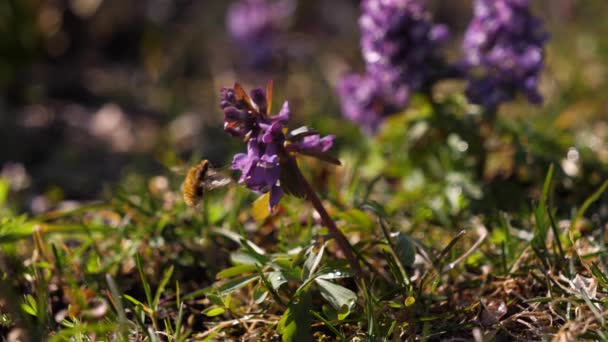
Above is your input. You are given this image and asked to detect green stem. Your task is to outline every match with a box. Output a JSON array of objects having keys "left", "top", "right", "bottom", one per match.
[{"left": 293, "top": 165, "right": 364, "bottom": 280}]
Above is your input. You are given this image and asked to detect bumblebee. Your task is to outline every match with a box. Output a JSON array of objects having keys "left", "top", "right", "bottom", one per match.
[{"left": 182, "top": 160, "right": 230, "bottom": 206}]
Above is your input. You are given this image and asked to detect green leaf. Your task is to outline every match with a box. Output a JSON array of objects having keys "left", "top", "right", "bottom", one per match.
[
  {"left": 302, "top": 243, "right": 325, "bottom": 280},
  {"left": 315, "top": 279, "right": 356, "bottom": 320},
  {"left": 266, "top": 271, "right": 288, "bottom": 290},
  {"left": 217, "top": 275, "right": 259, "bottom": 296},
  {"left": 230, "top": 251, "right": 261, "bottom": 266},
  {"left": 21, "top": 295, "right": 37, "bottom": 317},
  {"left": 274, "top": 259, "right": 301, "bottom": 280},
  {"left": 216, "top": 264, "right": 257, "bottom": 279},
  {"left": 202, "top": 307, "right": 225, "bottom": 317},
  {"left": 237, "top": 238, "right": 269, "bottom": 266},
  {"left": 135, "top": 254, "right": 153, "bottom": 308},
  {"left": 591, "top": 263, "right": 608, "bottom": 288},
  {"left": 153, "top": 265, "right": 174, "bottom": 310},
  {"left": 569, "top": 179, "right": 608, "bottom": 234},
  {"left": 206, "top": 294, "right": 225, "bottom": 307},
  {"left": 224, "top": 293, "right": 232, "bottom": 308},
  {"left": 48, "top": 323, "right": 115, "bottom": 342},
  {"left": 253, "top": 285, "right": 269, "bottom": 304},
  {"left": 0, "top": 215, "right": 37, "bottom": 243},
  {"left": 278, "top": 291, "right": 312, "bottom": 342},
  {"left": 211, "top": 228, "right": 267, "bottom": 256},
  {"left": 316, "top": 262, "right": 353, "bottom": 280},
  {"left": 123, "top": 294, "right": 146, "bottom": 308},
  {"left": 394, "top": 232, "right": 416, "bottom": 268},
  {"left": 539, "top": 164, "right": 554, "bottom": 215}
]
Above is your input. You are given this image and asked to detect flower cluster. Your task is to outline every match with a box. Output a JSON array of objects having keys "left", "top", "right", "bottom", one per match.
[
  {"left": 221, "top": 83, "right": 336, "bottom": 210},
  {"left": 462, "top": 0, "right": 548, "bottom": 110},
  {"left": 360, "top": 0, "right": 449, "bottom": 96},
  {"left": 226, "top": 0, "right": 295, "bottom": 66},
  {"left": 337, "top": 74, "right": 399, "bottom": 134},
  {"left": 337, "top": 0, "right": 549, "bottom": 132},
  {"left": 338, "top": 0, "right": 449, "bottom": 133}
]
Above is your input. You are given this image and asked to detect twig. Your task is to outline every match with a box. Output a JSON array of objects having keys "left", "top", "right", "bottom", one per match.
[{"left": 442, "top": 226, "right": 488, "bottom": 272}]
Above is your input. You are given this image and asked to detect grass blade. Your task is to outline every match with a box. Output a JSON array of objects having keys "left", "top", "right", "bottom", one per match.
[
  {"left": 153, "top": 265, "right": 174, "bottom": 310},
  {"left": 569, "top": 179, "right": 608, "bottom": 234}
]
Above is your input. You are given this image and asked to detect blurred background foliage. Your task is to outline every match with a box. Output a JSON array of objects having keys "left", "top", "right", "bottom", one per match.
[{"left": 0, "top": 0, "right": 606, "bottom": 214}]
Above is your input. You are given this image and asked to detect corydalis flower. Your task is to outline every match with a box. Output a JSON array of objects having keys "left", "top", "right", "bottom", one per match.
[
  {"left": 232, "top": 139, "right": 283, "bottom": 207},
  {"left": 226, "top": 0, "right": 294, "bottom": 66},
  {"left": 360, "top": 0, "right": 449, "bottom": 99},
  {"left": 221, "top": 82, "right": 337, "bottom": 210},
  {"left": 337, "top": 74, "right": 399, "bottom": 134},
  {"left": 339, "top": 0, "right": 449, "bottom": 133},
  {"left": 287, "top": 135, "right": 334, "bottom": 155},
  {"left": 463, "top": 0, "right": 548, "bottom": 109}
]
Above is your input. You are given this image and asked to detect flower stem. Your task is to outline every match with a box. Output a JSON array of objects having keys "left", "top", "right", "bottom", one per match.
[{"left": 293, "top": 164, "right": 364, "bottom": 279}]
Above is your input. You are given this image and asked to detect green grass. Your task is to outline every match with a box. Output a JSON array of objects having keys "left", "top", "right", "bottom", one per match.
[{"left": 1, "top": 92, "right": 608, "bottom": 341}]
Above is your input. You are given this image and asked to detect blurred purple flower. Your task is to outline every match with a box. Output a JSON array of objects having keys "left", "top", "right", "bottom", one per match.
[
  {"left": 337, "top": 74, "right": 399, "bottom": 134},
  {"left": 221, "top": 83, "right": 336, "bottom": 211},
  {"left": 226, "top": 0, "right": 295, "bottom": 66},
  {"left": 360, "top": 0, "right": 449, "bottom": 98},
  {"left": 463, "top": 0, "right": 548, "bottom": 109},
  {"left": 288, "top": 134, "right": 335, "bottom": 155},
  {"left": 339, "top": 0, "right": 449, "bottom": 133}
]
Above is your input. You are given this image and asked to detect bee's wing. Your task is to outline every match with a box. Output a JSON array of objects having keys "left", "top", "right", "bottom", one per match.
[
  {"left": 206, "top": 178, "right": 232, "bottom": 189},
  {"left": 209, "top": 164, "right": 232, "bottom": 173},
  {"left": 204, "top": 172, "right": 232, "bottom": 190}
]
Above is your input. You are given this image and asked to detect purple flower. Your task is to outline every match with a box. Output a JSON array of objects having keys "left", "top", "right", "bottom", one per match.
[
  {"left": 221, "top": 83, "right": 337, "bottom": 211},
  {"left": 338, "top": 0, "right": 449, "bottom": 133},
  {"left": 462, "top": 0, "right": 548, "bottom": 109},
  {"left": 220, "top": 87, "right": 259, "bottom": 137},
  {"left": 360, "top": 0, "right": 449, "bottom": 98},
  {"left": 288, "top": 134, "right": 335, "bottom": 155},
  {"left": 232, "top": 139, "right": 283, "bottom": 208},
  {"left": 260, "top": 101, "right": 290, "bottom": 143},
  {"left": 337, "top": 74, "right": 400, "bottom": 134},
  {"left": 226, "top": 0, "right": 295, "bottom": 66}
]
